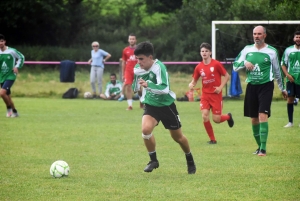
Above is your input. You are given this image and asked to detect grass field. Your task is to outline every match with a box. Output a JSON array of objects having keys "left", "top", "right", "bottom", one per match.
[{"left": 0, "top": 97, "right": 299, "bottom": 200}]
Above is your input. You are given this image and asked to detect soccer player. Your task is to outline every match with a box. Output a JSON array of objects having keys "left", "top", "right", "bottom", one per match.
[
  {"left": 189, "top": 42, "right": 234, "bottom": 144},
  {"left": 281, "top": 31, "right": 300, "bottom": 128},
  {"left": 132, "top": 41, "right": 196, "bottom": 174},
  {"left": 0, "top": 34, "right": 24, "bottom": 117},
  {"left": 100, "top": 73, "right": 122, "bottom": 100},
  {"left": 120, "top": 33, "right": 139, "bottom": 110},
  {"left": 88, "top": 41, "right": 111, "bottom": 98},
  {"left": 233, "top": 26, "right": 287, "bottom": 156}
]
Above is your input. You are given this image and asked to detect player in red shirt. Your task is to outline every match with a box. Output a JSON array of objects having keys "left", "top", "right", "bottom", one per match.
[
  {"left": 189, "top": 43, "right": 234, "bottom": 144},
  {"left": 120, "top": 33, "right": 138, "bottom": 110}
]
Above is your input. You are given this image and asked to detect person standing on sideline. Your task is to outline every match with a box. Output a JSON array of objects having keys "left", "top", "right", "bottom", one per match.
[
  {"left": 0, "top": 34, "right": 24, "bottom": 117},
  {"left": 100, "top": 73, "right": 122, "bottom": 100},
  {"left": 119, "top": 33, "right": 139, "bottom": 110},
  {"left": 88, "top": 41, "right": 111, "bottom": 98},
  {"left": 281, "top": 31, "right": 300, "bottom": 128},
  {"left": 132, "top": 41, "right": 196, "bottom": 174},
  {"left": 188, "top": 42, "right": 234, "bottom": 144},
  {"left": 233, "top": 26, "right": 287, "bottom": 156}
]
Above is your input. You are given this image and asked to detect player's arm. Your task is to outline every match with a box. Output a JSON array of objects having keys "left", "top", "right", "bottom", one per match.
[
  {"left": 233, "top": 48, "right": 251, "bottom": 71},
  {"left": 189, "top": 78, "right": 198, "bottom": 89},
  {"left": 12, "top": 49, "right": 25, "bottom": 73},
  {"left": 282, "top": 64, "right": 294, "bottom": 83},
  {"left": 103, "top": 53, "right": 111, "bottom": 62},
  {"left": 104, "top": 84, "right": 110, "bottom": 97},
  {"left": 272, "top": 52, "right": 287, "bottom": 98}
]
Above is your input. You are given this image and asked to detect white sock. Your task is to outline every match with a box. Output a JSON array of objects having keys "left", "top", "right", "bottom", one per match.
[{"left": 127, "top": 99, "right": 133, "bottom": 107}]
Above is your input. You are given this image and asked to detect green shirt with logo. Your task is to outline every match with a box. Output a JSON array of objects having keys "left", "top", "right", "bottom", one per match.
[
  {"left": 233, "top": 44, "right": 285, "bottom": 91},
  {"left": 0, "top": 47, "right": 24, "bottom": 83},
  {"left": 281, "top": 45, "right": 300, "bottom": 85},
  {"left": 132, "top": 59, "right": 176, "bottom": 107}
]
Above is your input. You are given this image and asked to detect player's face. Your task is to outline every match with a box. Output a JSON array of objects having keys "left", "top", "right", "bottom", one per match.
[
  {"left": 294, "top": 34, "right": 300, "bottom": 46},
  {"left": 128, "top": 36, "right": 136, "bottom": 47},
  {"left": 200, "top": 47, "right": 211, "bottom": 59},
  {"left": 110, "top": 75, "right": 116, "bottom": 84},
  {"left": 0, "top": 39, "right": 6, "bottom": 49},
  {"left": 253, "top": 26, "right": 266, "bottom": 45},
  {"left": 136, "top": 54, "right": 153, "bottom": 70}
]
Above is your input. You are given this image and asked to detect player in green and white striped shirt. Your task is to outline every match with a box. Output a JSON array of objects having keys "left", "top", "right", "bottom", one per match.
[
  {"left": 132, "top": 41, "right": 196, "bottom": 174},
  {"left": 233, "top": 26, "right": 287, "bottom": 156},
  {"left": 0, "top": 34, "right": 24, "bottom": 117},
  {"left": 281, "top": 31, "right": 300, "bottom": 128}
]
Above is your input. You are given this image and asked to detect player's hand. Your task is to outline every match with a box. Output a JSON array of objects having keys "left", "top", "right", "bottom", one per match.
[
  {"left": 13, "top": 67, "right": 18, "bottom": 74},
  {"left": 188, "top": 83, "right": 194, "bottom": 89},
  {"left": 213, "top": 86, "right": 222, "bottom": 94},
  {"left": 286, "top": 74, "right": 294, "bottom": 83},
  {"left": 138, "top": 78, "right": 148, "bottom": 88},
  {"left": 245, "top": 61, "right": 254, "bottom": 71},
  {"left": 282, "top": 91, "right": 288, "bottom": 99}
]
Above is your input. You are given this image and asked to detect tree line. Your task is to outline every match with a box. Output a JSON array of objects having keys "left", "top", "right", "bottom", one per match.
[{"left": 1, "top": 0, "right": 300, "bottom": 72}]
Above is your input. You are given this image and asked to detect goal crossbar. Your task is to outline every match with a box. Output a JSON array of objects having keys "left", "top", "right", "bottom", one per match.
[{"left": 211, "top": 20, "right": 300, "bottom": 59}]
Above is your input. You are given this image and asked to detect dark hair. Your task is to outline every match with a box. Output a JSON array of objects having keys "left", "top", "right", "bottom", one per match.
[
  {"left": 0, "top": 34, "right": 5, "bottom": 40},
  {"left": 134, "top": 41, "right": 154, "bottom": 56},
  {"left": 129, "top": 33, "right": 136, "bottom": 37},
  {"left": 294, "top": 31, "right": 300, "bottom": 36},
  {"left": 200, "top": 42, "right": 211, "bottom": 51},
  {"left": 110, "top": 73, "right": 116, "bottom": 77}
]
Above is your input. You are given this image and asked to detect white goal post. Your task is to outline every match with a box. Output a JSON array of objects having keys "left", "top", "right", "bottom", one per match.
[{"left": 211, "top": 20, "right": 300, "bottom": 59}]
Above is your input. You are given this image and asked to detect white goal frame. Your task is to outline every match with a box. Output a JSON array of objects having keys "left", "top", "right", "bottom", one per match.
[{"left": 211, "top": 20, "right": 300, "bottom": 59}]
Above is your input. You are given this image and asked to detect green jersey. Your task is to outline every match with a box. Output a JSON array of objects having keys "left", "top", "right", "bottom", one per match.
[
  {"left": 233, "top": 44, "right": 285, "bottom": 91},
  {"left": 104, "top": 80, "right": 122, "bottom": 97},
  {"left": 0, "top": 46, "right": 24, "bottom": 83},
  {"left": 281, "top": 45, "right": 300, "bottom": 85},
  {"left": 132, "top": 59, "right": 176, "bottom": 107}
]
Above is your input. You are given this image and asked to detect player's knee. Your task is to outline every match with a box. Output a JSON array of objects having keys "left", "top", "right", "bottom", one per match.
[
  {"left": 142, "top": 133, "right": 152, "bottom": 140},
  {"left": 0, "top": 90, "right": 6, "bottom": 97}
]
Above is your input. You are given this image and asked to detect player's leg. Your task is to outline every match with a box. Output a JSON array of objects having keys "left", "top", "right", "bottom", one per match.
[
  {"left": 118, "top": 84, "right": 125, "bottom": 101},
  {"left": 284, "top": 81, "right": 295, "bottom": 127},
  {"left": 124, "top": 70, "right": 133, "bottom": 110},
  {"left": 211, "top": 94, "right": 234, "bottom": 127},
  {"left": 0, "top": 81, "right": 17, "bottom": 117},
  {"left": 90, "top": 67, "right": 97, "bottom": 98},
  {"left": 99, "top": 94, "right": 107, "bottom": 99},
  {"left": 200, "top": 96, "right": 216, "bottom": 143},
  {"left": 257, "top": 81, "right": 274, "bottom": 156},
  {"left": 142, "top": 114, "right": 159, "bottom": 172},
  {"left": 244, "top": 83, "right": 261, "bottom": 154},
  {"left": 96, "top": 67, "right": 104, "bottom": 96}
]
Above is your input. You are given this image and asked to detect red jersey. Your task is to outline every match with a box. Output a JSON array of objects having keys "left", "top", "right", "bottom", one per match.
[
  {"left": 192, "top": 59, "right": 227, "bottom": 94},
  {"left": 122, "top": 46, "right": 137, "bottom": 72}
]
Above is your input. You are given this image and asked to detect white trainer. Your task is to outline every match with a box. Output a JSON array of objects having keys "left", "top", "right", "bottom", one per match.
[
  {"left": 11, "top": 112, "right": 19, "bottom": 118},
  {"left": 284, "top": 122, "right": 293, "bottom": 128},
  {"left": 6, "top": 109, "right": 12, "bottom": 117}
]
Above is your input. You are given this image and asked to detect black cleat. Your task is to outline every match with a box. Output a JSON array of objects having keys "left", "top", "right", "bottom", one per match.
[
  {"left": 144, "top": 161, "right": 159, "bottom": 172},
  {"left": 258, "top": 149, "right": 266, "bottom": 156},
  {"left": 252, "top": 148, "right": 260, "bottom": 155},
  {"left": 187, "top": 161, "right": 196, "bottom": 174},
  {"left": 207, "top": 140, "right": 217, "bottom": 144},
  {"left": 227, "top": 113, "right": 234, "bottom": 127}
]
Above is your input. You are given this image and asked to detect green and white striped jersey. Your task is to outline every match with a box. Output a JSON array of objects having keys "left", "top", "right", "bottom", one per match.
[
  {"left": 0, "top": 47, "right": 24, "bottom": 83},
  {"left": 104, "top": 80, "right": 122, "bottom": 97},
  {"left": 132, "top": 59, "right": 176, "bottom": 107},
  {"left": 233, "top": 44, "right": 285, "bottom": 91},
  {"left": 281, "top": 45, "right": 300, "bottom": 85}
]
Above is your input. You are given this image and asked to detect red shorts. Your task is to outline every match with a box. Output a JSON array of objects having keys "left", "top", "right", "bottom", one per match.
[
  {"left": 200, "top": 93, "right": 223, "bottom": 115},
  {"left": 124, "top": 70, "right": 134, "bottom": 85}
]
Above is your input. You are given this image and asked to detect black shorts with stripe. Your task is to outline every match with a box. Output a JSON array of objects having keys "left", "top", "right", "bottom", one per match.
[
  {"left": 143, "top": 102, "right": 181, "bottom": 130},
  {"left": 244, "top": 81, "right": 274, "bottom": 118},
  {"left": 286, "top": 81, "right": 300, "bottom": 98}
]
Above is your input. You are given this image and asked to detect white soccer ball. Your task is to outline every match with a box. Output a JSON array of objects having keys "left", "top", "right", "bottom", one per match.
[
  {"left": 50, "top": 160, "right": 70, "bottom": 178},
  {"left": 84, "top": 92, "right": 92, "bottom": 98}
]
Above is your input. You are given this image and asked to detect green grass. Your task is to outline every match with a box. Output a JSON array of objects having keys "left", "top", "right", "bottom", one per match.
[{"left": 0, "top": 98, "right": 299, "bottom": 200}]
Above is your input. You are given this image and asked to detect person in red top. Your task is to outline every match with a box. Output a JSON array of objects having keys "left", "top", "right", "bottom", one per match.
[
  {"left": 189, "top": 42, "right": 234, "bottom": 144},
  {"left": 120, "top": 33, "right": 138, "bottom": 110}
]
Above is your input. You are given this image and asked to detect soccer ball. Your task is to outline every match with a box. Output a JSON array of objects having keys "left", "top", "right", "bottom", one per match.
[
  {"left": 84, "top": 92, "right": 92, "bottom": 99},
  {"left": 50, "top": 160, "right": 70, "bottom": 178}
]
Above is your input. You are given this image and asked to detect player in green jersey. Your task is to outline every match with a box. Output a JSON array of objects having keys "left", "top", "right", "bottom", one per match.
[
  {"left": 100, "top": 73, "right": 122, "bottom": 100},
  {"left": 281, "top": 31, "right": 300, "bottom": 128},
  {"left": 132, "top": 41, "right": 196, "bottom": 174},
  {"left": 0, "top": 34, "right": 24, "bottom": 117},
  {"left": 233, "top": 26, "right": 287, "bottom": 156}
]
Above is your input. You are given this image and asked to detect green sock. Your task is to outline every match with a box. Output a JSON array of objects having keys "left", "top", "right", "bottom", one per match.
[
  {"left": 260, "top": 122, "right": 268, "bottom": 151},
  {"left": 252, "top": 124, "right": 260, "bottom": 148}
]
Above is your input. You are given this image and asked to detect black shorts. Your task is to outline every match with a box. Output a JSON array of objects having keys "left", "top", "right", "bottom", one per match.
[
  {"left": 286, "top": 81, "right": 300, "bottom": 98},
  {"left": 1, "top": 80, "right": 15, "bottom": 95},
  {"left": 244, "top": 81, "right": 274, "bottom": 118},
  {"left": 143, "top": 102, "right": 181, "bottom": 130}
]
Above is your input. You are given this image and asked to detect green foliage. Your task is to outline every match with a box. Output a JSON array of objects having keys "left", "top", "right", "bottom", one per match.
[{"left": 0, "top": 98, "right": 299, "bottom": 200}]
